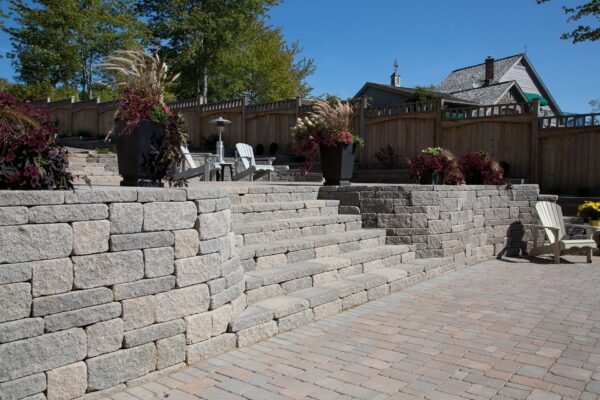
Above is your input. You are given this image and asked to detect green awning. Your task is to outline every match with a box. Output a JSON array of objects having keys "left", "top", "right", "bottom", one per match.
[{"left": 524, "top": 93, "right": 549, "bottom": 106}]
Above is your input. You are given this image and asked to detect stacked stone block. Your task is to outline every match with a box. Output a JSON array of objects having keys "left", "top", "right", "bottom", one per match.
[
  {"left": 319, "top": 184, "right": 540, "bottom": 265},
  {"left": 0, "top": 187, "right": 243, "bottom": 400}
]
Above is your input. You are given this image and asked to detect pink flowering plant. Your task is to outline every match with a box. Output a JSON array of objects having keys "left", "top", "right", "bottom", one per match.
[
  {"left": 0, "top": 93, "right": 73, "bottom": 190},
  {"left": 292, "top": 98, "right": 363, "bottom": 174}
]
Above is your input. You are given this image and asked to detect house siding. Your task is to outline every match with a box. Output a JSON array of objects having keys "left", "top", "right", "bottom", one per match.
[
  {"left": 361, "top": 87, "right": 411, "bottom": 107},
  {"left": 501, "top": 62, "right": 540, "bottom": 94}
]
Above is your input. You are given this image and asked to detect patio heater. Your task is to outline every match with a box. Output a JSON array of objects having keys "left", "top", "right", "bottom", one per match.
[{"left": 209, "top": 116, "right": 231, "bottom": 163}]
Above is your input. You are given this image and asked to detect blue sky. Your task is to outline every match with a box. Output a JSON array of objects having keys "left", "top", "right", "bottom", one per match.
[
  {"left": 1, "top": 0, "right": 598, "bottom": 112},
  {"left": 267, "top": 0, "right": 600, "bottom": 113}
]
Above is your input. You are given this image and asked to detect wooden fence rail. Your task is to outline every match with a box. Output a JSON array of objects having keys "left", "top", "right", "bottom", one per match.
[{"left": 36, "top": 96, "right": 600, "bottom": 194}]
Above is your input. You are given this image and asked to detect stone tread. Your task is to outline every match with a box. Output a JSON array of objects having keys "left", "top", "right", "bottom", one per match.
[
  {"left": 238, "top": 229, "right": 388, "bottom": 260},
  {"left": 229, "top": 256, "right": 457, "bottom": 333},
  {"left": 232, "top": 214, "right": 362, "bottom": 234},
  {"left": 231, "top": 200, "right": 339, "bottom": 213},
  {"left": 244, "top": 245, "right": 415, "bottom": 289}
]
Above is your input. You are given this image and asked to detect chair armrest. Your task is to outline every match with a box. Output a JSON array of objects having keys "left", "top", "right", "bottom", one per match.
[
  {"left": 255, "top": 157, "right": 276, "bottom": 165},
  {"left": 532, "top": 224, "right": 561, "bottom": 234},
  {"left": 564, "top": 223, "right": 599, "bottom": 239}
]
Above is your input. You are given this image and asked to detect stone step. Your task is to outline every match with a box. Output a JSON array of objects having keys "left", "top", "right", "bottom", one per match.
[
  {"left": 233, "top": 214, "right": 363, "bottom": 246},
  {"left": 242, "top": 244, "right": 416, "bottom": 304},
  {"left": 227, "top": 185, "right": 321, "bottom": 205},
  {"left": 228, "top": 256, "right": 458, "bottom": 346},
  {"left": 73, "top": 175, "right": 122, "bottom": 186},
  {"left": 238, "top": 229, "right": 389, "bottom": 270},
  {"left": 231, "top": 200, "right": 340, "bottom": 223}
]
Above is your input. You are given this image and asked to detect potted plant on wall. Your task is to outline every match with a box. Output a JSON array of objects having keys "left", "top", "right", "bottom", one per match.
[
  {"left": 292, "top": 98, "right": 363, "bottom": 185},
  {"left": 406, "top": 147, "right": 464, "bottom": 185},
  {"left": 578, "top": 202, "right": 600, "bottom": 227},
  {"left": 458, "top": 151, "right": 506, "bottom": 185},
  {"left": 101, "top": 50, "right": 187, "bottom": 186}
]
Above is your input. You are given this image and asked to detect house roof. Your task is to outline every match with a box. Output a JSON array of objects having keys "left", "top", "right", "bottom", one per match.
[
  {"left": 449, "top": 81, "right": 526, "bottom": 105},
  {"left": 354, "top": 82, "right": 476, "bottom": 105},
  {"left": 439, "top": 54, "right": 522, "bottom": 93},
  {"left": 439, "top": 53, "right": 561, "bottom": 114}
]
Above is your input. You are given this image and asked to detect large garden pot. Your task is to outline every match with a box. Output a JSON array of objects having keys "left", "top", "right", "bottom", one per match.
[
  {"left": 319, "top": 143, "right": 355, "bottom": 186},
  {"left": 420, "top": 171, "right": 442, "bottom": 185},
  {"left": 116, "top": 119, "right": 166, "bottom": 186}
]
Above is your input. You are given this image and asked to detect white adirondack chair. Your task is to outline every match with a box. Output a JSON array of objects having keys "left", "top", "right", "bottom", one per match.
[
  {"left": 232, "top": 143, "right": 275, "bottom": 182},
  {"left": 530, "top": 201, "right": 598, "bottom": 264},
  {"left": 172, "top": 146, "right": 221, "bottom": 181}
]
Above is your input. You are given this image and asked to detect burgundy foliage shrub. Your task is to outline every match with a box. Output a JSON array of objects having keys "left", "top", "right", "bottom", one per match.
[
  {"left": 459, "top": 151, "right": 506, "bottom": 185},
  {"left": 0, "top": 93, "right": 73, "bottom": 190}
]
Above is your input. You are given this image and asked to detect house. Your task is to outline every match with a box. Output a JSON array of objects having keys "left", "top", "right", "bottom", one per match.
[
  {"left": 354, "top": 54, "right": 561, "bottom": 116},
  {"left": 439, "top": 54, "right": 561, "bottom": 116},
  {"left": 354, "top": 63, "right": 476, "bottom": 108}
]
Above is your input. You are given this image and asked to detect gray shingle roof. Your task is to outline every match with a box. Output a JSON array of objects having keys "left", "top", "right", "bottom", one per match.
[
  {"left": 439, "top": 54, "right": 522, "bottom": 93},
  {"left": 354, "top": 83, "right": 476, "bottom": 105},
  {"left": 449, "top": 81, "right": 515, "bottom": 104}
]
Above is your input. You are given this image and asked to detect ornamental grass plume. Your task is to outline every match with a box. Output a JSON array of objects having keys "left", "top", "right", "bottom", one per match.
[
  {"left": 291, "top": 98, "right": 363, "bottom": 175},
  {"left": 100, "top": 50, "right": 180, "bottom": 105}
]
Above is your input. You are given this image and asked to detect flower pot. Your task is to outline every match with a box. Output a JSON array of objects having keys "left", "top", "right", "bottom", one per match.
[
  {"left": 590, "top": 220, "right": 600, "bottom": 227},
  {"left": 420, "top": 171, "right": 442, "bottom": 185},
  {"left": 319, "top": 143, "right": 355, "bottom": 186},
  {"left": 116, "top": 119, "right": 166, "bottom": 186}
]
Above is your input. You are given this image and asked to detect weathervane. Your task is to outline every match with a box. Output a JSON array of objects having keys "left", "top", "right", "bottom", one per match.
[{"left": 393, "top": 59, "right": 399, "bottom": 72}]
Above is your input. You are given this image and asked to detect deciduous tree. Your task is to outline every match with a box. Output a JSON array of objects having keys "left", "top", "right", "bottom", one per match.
[
  {"left": 537, "top": 0, "right": 600, "bottom": 43},
  {"left": 3, "top": 0, "right": 147, "bottom": 99}
]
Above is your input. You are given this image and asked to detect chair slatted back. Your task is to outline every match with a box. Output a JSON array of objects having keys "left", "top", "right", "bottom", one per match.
[
  {"left": 535, "top": 201, "right": 566, "bottom": 243},
  {"left": 236, "top": 143, "right": 256, "bottom": 170},
  {"left": 180, "top": 145, "right": 197, "bottom": 169}
]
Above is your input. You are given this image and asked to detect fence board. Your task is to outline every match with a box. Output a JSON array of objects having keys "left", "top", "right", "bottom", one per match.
[{"left": 31, "top": 96, "right": 600, "bottom": 194}]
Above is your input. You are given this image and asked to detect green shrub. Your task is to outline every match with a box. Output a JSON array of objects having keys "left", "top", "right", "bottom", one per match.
[
  {"left": 269, "top": 142, "right": 279, "bottom": 156},
  {"left": 255, "top": 143, "right": 265, "bottom": 156}
]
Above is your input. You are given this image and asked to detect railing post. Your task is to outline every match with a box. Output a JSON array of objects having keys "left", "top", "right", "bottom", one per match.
[
  {"left": 435, "top": 98, "right": 444, "bottom": 147},
  {"left": 359, "top": 97, "right": 368, "bottom": 167},
  {"left": 241, "top": 96, "right": 249, "bottom": 146},
  {"left": 529, "top": 99, "right": 540, "bottom": 184}
]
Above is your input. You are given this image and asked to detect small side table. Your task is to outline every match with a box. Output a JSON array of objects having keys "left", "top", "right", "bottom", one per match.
[{"left": 217, "top": 162, "right": 235, "bottom": 181}]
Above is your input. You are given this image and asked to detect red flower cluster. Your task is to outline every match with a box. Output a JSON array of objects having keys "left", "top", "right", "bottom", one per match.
[
  {"left": 336, "top": 131, "right": 353, "bottom": 145},
  {"left": 1, "top": 93, "right": 73, "bottom": 189}
]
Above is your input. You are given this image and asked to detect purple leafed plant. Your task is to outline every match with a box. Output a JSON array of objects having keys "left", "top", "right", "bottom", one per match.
[{"left": 0, "top": 93, "right": 73, "bottom": 190}]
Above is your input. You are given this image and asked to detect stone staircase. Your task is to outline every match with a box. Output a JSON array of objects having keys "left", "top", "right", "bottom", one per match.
[
  {"left": 67, "top": 149, "right": 122, "bottom": 185},
  {"left": 225, "top": 186, "right": 458, "bottom": 346}
]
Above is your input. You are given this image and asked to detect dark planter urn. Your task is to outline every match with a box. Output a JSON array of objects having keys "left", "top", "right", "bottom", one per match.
[
  {"left": 419, "top": 171, "right": 442, "bottom": 185},
  {"left": 116, "top": 119, "right": 166, "bottom": 186},
  {"left": 319, "top": 143, "right": 355, "bottom": 186}
]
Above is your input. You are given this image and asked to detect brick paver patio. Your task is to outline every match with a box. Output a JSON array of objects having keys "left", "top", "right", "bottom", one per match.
[{"left": 109, "top": 257, "right": 600, "bottom": 400}]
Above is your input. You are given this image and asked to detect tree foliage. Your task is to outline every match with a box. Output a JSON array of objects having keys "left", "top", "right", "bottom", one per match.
[
  {"left": 591, "top": 98, "right": 600, "bottom": 112},
  {"left": 1, "top": 0, "right": 315, "bottom": 103},
  {"left": 537, "top": 0, "right": 600, "bottom": 43},
  {"left": 210, "top": 22, "right": 314, "bottom": 103},
  {"left": 407, "top": 85, "right": 438, "bottom": 102},
  {"left": 3, "top": 0, "right": 147, "bottom": 99}
]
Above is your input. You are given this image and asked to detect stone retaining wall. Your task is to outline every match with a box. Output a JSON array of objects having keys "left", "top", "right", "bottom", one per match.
[
  {"left": 0, "top": 187, "right": 245, "bottom": 400},
  {"left": 319, "top": 184, "right": 541, "bottom": 265}
]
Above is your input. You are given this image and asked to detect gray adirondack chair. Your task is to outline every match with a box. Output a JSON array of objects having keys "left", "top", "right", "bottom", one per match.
[
  {"left": 530, "top": 201, "right": 598, "bottom": 264},
  {"left": 172, "top": 146, "right": 221, "bottom": 181},
  {"left": 232, "top": 143, "right": 275, "bottom": 181}
]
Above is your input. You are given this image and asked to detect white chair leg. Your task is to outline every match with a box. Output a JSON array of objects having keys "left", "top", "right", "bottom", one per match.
[{"left": 587, "top": 248, "right": 593, "bottom": 263}]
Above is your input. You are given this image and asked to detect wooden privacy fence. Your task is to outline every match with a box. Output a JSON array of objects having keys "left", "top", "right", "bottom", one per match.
[{"left": 36, "top": 96, "right": 600, "bottom": 193}]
